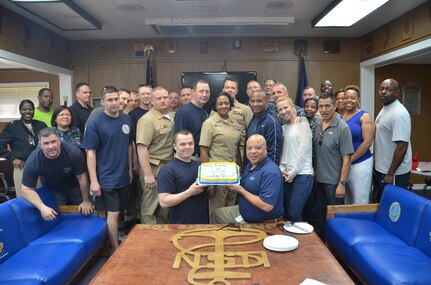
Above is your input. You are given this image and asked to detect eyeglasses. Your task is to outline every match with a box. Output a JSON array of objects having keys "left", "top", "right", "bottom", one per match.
[
  {"left": 318, "top": 132, "right": 323, "bottom": 146},
  {"left": 217, "top": 223, "right": 241, "bottom": 232}
]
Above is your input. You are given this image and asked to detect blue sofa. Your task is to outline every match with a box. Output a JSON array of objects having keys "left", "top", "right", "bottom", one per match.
[
  {"left": 0, "top": 187, "right": 107, "bottom": 284},
  {"left": 326, "top": 184, "right": 431, "bottom": 285}
]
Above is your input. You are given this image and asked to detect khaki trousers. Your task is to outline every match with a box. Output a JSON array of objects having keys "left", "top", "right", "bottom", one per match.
[
  {"left": 139, "top": 164, "right": 168, "bottom": 224},
  {"left": 208, "top": 185, "right": 237, "bottom": 216}
]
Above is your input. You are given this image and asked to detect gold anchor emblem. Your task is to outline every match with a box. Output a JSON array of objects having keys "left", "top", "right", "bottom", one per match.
[{"left": 171, "top": 227, "right": 270, "bottom": 284}]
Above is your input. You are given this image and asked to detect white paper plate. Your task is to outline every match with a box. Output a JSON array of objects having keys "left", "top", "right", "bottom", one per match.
[
  {"left": 284, "top": 222, "right": 314, "bottom": 234},
  {"left": 263, "top": 235, "right": 299, "bottom": 252}
]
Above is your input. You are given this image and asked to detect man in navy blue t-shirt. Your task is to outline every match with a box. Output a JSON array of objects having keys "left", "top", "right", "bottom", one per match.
[
  {"left": 21, "top": 128, "right": 93, "bottom": 221},
  {"left": 82, "top": 86, "right": 133, "bottom": 251},
  {"left": 174, "top": 80, "right": 210, "bottom": 159},
  {"left": 158, "top": 130, "right": 208, "bottom": 224}
]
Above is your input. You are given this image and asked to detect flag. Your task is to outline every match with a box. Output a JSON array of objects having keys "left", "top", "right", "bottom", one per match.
[
  {"left": 145, "top": 58, "right": 154, "bottom": 87},
  {"left": 295, "top": 56, "right": 308, "bottom": 108}
]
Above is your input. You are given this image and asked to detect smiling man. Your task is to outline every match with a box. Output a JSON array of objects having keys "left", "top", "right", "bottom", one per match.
[
  {"left": 21, "top": 128, "right": 93, "bottom": 221},
  {"left": 83, "top": 86, "right": 133, "bottom": 251},
  {"left": 136, "top": 86, "right": 174, "bottom": 224},
  {"left": 245, "top": 90, "right": 282, "bottom": 165},
  {"left": 157, "top": 130, "right": 208, "bottom": 224},
  {"left": 174, "top": 80, "right": 210, "bottom": 160},
  {"left": 312, "top": 92, "right": 353, "bottom": 238},
  {"left": 210, "top": 134, "right": 284, "bottom": 224}
]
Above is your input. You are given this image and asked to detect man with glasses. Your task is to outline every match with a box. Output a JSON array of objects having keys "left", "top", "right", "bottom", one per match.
[
  {"left": 174, "top": 80, "right": 210, "bottom": 161},
  {"left": 136, "top": 86, "right": 174, "bottom": 224},
  {"left": 69, "top": 82, "right": 93, "bottom": 135},
  {"left": 312, "top": 92, "right": 353, "bottom": 239},
  {"left": 263, "top": 78, "right": 276, "bottom": 100}
]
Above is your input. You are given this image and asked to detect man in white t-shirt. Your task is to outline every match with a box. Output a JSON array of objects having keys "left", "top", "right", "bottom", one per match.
[{"left": 374, "top": 78, "right": 412, "bottom": 202}]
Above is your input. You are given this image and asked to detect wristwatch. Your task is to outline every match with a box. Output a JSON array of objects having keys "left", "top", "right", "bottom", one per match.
[{"left": 339, "top": 181, "right": 347, "bottom": 186}]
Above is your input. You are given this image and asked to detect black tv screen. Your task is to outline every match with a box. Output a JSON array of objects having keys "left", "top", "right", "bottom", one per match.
[{"left": 181, "top": 71, "right": 257, "bottom": 113}]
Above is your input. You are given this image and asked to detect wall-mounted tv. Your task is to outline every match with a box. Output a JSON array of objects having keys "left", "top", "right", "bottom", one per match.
[{"left": 181, "top": 71, "right": 257, "bottom": 113}]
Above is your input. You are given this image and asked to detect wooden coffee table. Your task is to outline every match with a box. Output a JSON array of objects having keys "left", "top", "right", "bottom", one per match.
[{"left": 90, "top": 224, "right": 353, "bottom": 285}]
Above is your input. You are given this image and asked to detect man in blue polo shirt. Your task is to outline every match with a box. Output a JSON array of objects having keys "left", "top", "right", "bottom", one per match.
[{"left": 210, "top": 134, "right": 284, "bottom": 224}]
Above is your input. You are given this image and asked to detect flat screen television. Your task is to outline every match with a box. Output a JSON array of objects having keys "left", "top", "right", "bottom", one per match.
[{"left": 181, "top": 71, "right": 257, "bottom": 113}]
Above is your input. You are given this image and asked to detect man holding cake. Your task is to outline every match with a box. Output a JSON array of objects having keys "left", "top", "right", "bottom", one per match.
[
  {"left": 157, "top": 130, "right": 208, "bottom": 224},
  {"left": 210, "top": 134, "right": 284, "bottom": 224}
]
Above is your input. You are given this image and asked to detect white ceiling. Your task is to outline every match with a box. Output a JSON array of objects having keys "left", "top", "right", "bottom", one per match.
[{"left": 2, "top": 0, "right": 428, "bottom": 40}]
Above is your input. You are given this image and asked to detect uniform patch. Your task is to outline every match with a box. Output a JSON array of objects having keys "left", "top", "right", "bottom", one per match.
[
  {"left": 122, "top": 124, "right": 130, "bottom": 134},
  {"left": 64, "top": 167, "right": 72, "bottom": 173},
  {"left": 389, "top": 202, "right": 401, "bottom": 222}
]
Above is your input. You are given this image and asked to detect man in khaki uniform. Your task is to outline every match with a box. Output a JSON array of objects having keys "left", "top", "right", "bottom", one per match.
[
  {"left": 221, "top": 78, "right": 253, "bottom": 166},
  {"left": 136, "top": 86, "right": 174, "bottom": 224},
  {"left": 200, "top": 92, "right": 241, "bottom": 215}
]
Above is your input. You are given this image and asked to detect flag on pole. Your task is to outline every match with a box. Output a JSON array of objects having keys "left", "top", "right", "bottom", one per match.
[
  {"left": 146, "top": 58, "right": 154, "bottom": 87},
  {"left": 295, "top": 56, "right": 308, "bottom": 108}
]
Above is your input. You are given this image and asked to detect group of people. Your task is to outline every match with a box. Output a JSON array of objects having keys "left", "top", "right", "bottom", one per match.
[{"left": 0, "top": 76, "right": 412, "bottom": 249}]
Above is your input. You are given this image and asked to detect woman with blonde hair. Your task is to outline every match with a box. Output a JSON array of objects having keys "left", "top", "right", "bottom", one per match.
[{"left": 276, "top": 96, "right": 313, "bottom": 222}]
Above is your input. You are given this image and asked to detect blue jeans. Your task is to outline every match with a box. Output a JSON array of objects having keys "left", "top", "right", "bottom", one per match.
[
  {"left": 312, "top": 182, "right": 345, "bottom": 239},
  {"left": 284, "top": 174, "right": 314, "bottom": 222},
  {"left": 52, "top": 187, "right": 83, "bottom": 205},
  {"left": 374, "top": 170, "right": 411, "bottom": 202}
]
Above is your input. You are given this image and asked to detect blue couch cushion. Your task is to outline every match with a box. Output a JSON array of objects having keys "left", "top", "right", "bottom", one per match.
[
  {"left": 351, "top": 243, "right": 431, "bottom": 285},
  {"left": 326, "top": 217, "right": 406, "bottom": 262},
  {"left": 415, "top": 202, "right": 431, "bottom": 258},
  {"left": 0, "top": 280, "right": 42, "bottom": 285},
  {"left": 30, "top": 213, "right": 107, "bottom": 258},
  {"left": 376, "top": 185, "right": 429, "bottom": 246},
  {"left": 333, "top": 212, "right": 376, "bottom": 221},
  {"left": 10, "top": 188, "right": 61, "bottom": 245},
  {"left": 0, "top": 202, "right": 26, "bottom": 264},
  {"left": 0, "top": 242, "right": 86, "bottom": 285}
]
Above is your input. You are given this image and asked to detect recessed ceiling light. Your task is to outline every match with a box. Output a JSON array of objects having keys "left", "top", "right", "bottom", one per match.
[{"left": 266, "top": 1, "right": 293, "bottom": 10}]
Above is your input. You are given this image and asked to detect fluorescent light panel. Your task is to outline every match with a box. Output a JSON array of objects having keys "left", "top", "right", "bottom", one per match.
[
  {"left": 313, "top": 0, "right": 390, "bottom": 27},
  {"left": 10, "top": 0, "right": 101, "bottom": 30}
]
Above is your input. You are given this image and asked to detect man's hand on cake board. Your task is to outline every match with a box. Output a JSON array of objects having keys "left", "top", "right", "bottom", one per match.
[
  {"left": 188, "top": 179, "right": 206, "bottom": 196},
  {"left": 227, "top": 184, "right": 244, "bottom": 194}
]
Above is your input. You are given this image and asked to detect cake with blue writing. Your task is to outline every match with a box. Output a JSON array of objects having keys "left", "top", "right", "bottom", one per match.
[{"left": 198, "top": 162, "right": 240, "bottom": 185}]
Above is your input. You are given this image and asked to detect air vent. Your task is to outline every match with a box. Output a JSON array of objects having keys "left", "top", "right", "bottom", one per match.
[
  {"left": 191, "top": 25, "right": 236, "bottom": 34},
  {"left": 158, "top": 25, "right": 189, "bottom": 35},
  {"left": 239, "top": 25, "right": 286, "bottom": 34}
]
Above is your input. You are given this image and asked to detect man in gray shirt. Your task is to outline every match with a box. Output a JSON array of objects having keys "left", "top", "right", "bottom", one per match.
[{"left": 312, "top": 92, "right": 353, "bottom": 239}]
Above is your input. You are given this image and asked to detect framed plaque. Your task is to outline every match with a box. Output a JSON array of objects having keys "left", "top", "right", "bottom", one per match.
[{"left": 402, "top": 82, "right": 421, "bottom": 115}]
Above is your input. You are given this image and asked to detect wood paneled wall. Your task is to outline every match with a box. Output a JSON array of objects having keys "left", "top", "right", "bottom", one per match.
[
  {"left": 360, "top": 1, "right": 431, "bottom": 60},
  {"left": 0, "top": 7, "right": 71, "bottom": 68},
  {"left": 71, "top": 37, "right": 361, "bottom": 99}
]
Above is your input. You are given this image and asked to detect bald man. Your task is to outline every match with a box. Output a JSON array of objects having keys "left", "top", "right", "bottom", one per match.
[{"left": 210, "top": 134, "right": 284, "bottom": 224}]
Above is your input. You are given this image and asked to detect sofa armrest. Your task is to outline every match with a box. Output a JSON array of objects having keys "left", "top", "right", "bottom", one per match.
[
  {"left": 58, "top": 205, "right": 106, "bottom": 218},
  {"left": 326, "top": 204, "right": 379, "bottom": 219}
]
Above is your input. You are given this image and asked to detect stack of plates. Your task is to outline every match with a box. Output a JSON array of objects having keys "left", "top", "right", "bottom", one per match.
[
  {"left": 284, "top": 222, "right": 314, "bottom": 234},
  {"left": 263, "top": 235, "right": 299, "bottom": 252}
]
